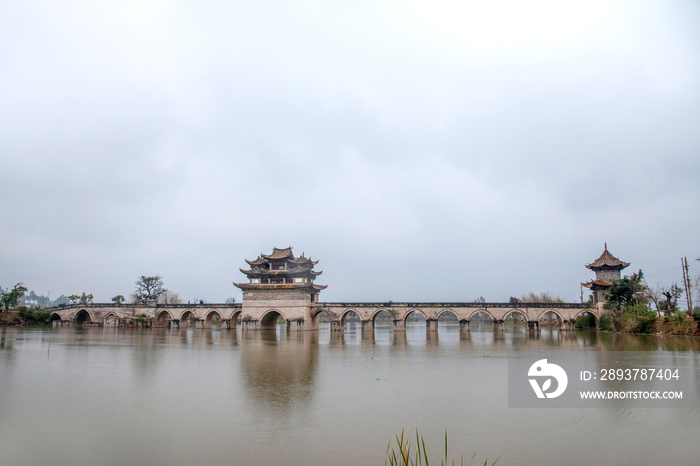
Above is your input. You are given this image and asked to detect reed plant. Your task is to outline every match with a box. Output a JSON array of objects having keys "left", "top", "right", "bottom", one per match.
[{"left": 385, "top": 427, "right": 502, "bottom": 466}]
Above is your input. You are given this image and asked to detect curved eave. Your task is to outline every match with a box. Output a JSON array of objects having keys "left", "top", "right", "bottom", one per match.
[
  {"left": 289, "top": 258, "right": 311, "bottom": 265},
  {"left": 581, "top": 279, "right": 612, "bottom": 289},
  {"left": 241, "top": 268, "right": 315, "bottom": 276},
  {"left": 585, "top": 248, "right": 630, "bottom": 270},
  {"left": 585, "top": 262, "right": 630, "bottom": 270},
  {"left": 234, "top": 282, "right": 326, "bottom": 291},
  {"left": 245, "top": 258, "right": 265, "bottom": 266}
]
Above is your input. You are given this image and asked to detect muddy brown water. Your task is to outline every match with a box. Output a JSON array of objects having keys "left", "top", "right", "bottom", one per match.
[{"left": 0, "top": 323, "right": 698, "bottom": 465}]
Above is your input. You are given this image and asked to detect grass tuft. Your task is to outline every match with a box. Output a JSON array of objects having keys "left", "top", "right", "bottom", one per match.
[{"left": 385, "top": 427, "right": 503, "bottom": 466}]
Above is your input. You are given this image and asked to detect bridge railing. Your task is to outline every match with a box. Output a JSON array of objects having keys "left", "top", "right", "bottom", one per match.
[
  {"left": 316, "top": 302, "right": 593, "bottom": 309},
  {"left": 46, "top": 302, "right": 242, "bottom": 311}
]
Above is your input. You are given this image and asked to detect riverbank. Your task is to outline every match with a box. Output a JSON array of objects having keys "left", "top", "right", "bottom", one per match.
[{"left": 0, "top": 308, "right": 51, "bottom": 326}]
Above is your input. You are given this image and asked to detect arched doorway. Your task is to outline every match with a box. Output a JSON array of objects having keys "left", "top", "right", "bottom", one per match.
[
  {"left": 74, "top": 309, "right": 91, "bottom": 325},
  {"left": 260, "top": 310, "right": 285, "bottom": 330}
]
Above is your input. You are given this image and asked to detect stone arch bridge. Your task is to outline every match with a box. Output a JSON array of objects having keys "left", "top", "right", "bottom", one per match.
[
  {"left": 49, "top": 303, "right": 243, "bottom": 329},
  {"left": 48, "top": 301, "right": 600, "bottom": 331},
  {"left": 311, "top": 302, "right": 600, "bottom": 331}
]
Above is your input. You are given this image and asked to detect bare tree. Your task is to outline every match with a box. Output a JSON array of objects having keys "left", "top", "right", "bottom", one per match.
[
  {"left": 659, "top": 284, "right": 683, "bottom": 317},
  {"left": 519, "top": 292, "right": 565, "bottom": 303},
  {"left": 644, "top": 281, "right": 663, "bottom": 314},
  {"left": 158, "top": 291, "right": 183, "bottom": 304},
  {"left": 134, "top": 276, "right": 168, "bottom": 303}
]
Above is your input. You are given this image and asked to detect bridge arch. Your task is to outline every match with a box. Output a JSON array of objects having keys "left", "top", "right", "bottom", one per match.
[
  {"left": 260, "top": 309, "right": 286, "bottom": 329},
  {"left": 230, "top": 310, "right": 242, "bottom": 325},
  {"left": 311, "top": 309, "right": 332, "bottom": 327},
  {"left": 537, "top": 309, "right": 564, "bottom": 324},
  {"left": 340, "top": 309, "right": 361, "bottom": 326},
  {"left": 155, "top": 310, "right": 173, "bottom": 327},
  {"left": 74, "top": 309, "right": 92, "bottom": 325},
  {"left": 49, "top": 312, "right": 62, "bottom": 323},
  {"left": 437, "top": 309, "right": 459, "bottom": 322},
  {"left": 468, "top": 309, "right": 494, "bottom": 322},
  {"left": 403, "top": 309, "right": 427, "bottom": 326},
  {"left": 573, "top": 310, "right": 598, "bottom": 328},
  {"left": 371, "top": 309, "right": 393, "bottom": 325},
  {"left": 103, "top": 313, "right": 120, "bottom": 326},
  {"left": 180, "top": 310, "right": 197, "bottom": 327},
  {"left": 503, "top": 309, "right": 528, "bottom": 323},
  {"left": 204, "top": 310, "right": 222, "bottom": 328}
]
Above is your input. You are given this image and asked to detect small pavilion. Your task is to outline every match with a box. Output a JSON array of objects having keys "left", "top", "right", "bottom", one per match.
[{"left": 582, "top": 243, "right": 630, "bottom": 304}]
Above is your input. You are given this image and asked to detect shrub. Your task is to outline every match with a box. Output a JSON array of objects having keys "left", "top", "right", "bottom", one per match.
[
  {"left": 574, "top": 314, "right": 596, "bottom": 328},
  {"left": 618, "top": 303, "right": 657, "bottom": 333},
  {"left": 599, "top": 315, "right": 613, "bottom": 331},
  {"left": 17, "top": 306, "right": 51, "bottom": 325}
]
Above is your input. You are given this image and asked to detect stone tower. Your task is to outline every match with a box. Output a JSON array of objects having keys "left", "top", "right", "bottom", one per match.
[
  {"left": 581, "top": 244, "right": 630, "bottom": 304},
  {"left": 234, "top": 247, "right": 326, "bottom": 328}
]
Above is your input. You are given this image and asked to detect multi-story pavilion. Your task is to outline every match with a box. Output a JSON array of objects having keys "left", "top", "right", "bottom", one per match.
[
  {"left": 234, "top": 247, "right": 327, "bottom": 328},
  {"left": 581, "top": 244, "right": 630, "bottom": 304}
]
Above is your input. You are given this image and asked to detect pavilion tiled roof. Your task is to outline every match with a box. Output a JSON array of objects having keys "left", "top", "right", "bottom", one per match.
[
  {"left": 245, "top": 257, "right": 266, "bottom": 266},
  {"left": 233, "top": 282, "right": 328, "bottom": 291},
  {"left": 238, "top": 267, "right": 322, "bottom": 276},
  {"left": 262, "top": 247, "right": 294, "bottom": 260},
  {"left": 585, "top": 244, "right": 630, "bottom": 270},
  {"left": 581, "top": 279, "right": 613, "bottom": 289}
]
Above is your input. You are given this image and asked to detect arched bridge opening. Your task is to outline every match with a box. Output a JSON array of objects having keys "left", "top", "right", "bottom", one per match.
[
  {"left": 205, "top": 311, "right": 222, "bottom": 329},
  {"left": 74, "top": 309, "right": 92, "bottom": 325},
  {"left": 260, "top": 310, "right": 285, "bottom": 330}
]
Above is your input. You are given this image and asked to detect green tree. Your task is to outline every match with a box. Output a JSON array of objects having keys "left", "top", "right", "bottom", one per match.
[
  {"left": 79, "top": 293, "right": 93, "bottom": 304},
  {"left": 134, "top": 276, "right": 168, "bottom": 303},
  {"left": 1, "top": 283, "right": 28, "bottom": 312},
  {"left": 67, "top": 295, "right": 81, "bottom": 305},
  {"left": 111, "top": 295, "right": 125, "bottom": 305},
  {"left": 604, "top": 270, "right": 647, "bottom": 331}
]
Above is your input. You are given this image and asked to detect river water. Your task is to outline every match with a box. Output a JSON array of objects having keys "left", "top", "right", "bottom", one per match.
[{"left": 0, "top": 323, "right": 698, "bottom": 465}]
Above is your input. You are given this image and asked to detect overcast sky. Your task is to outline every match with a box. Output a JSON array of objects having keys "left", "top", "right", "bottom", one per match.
[{"left": 1, "top": 0, "right": 699, "bottom": 304}]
